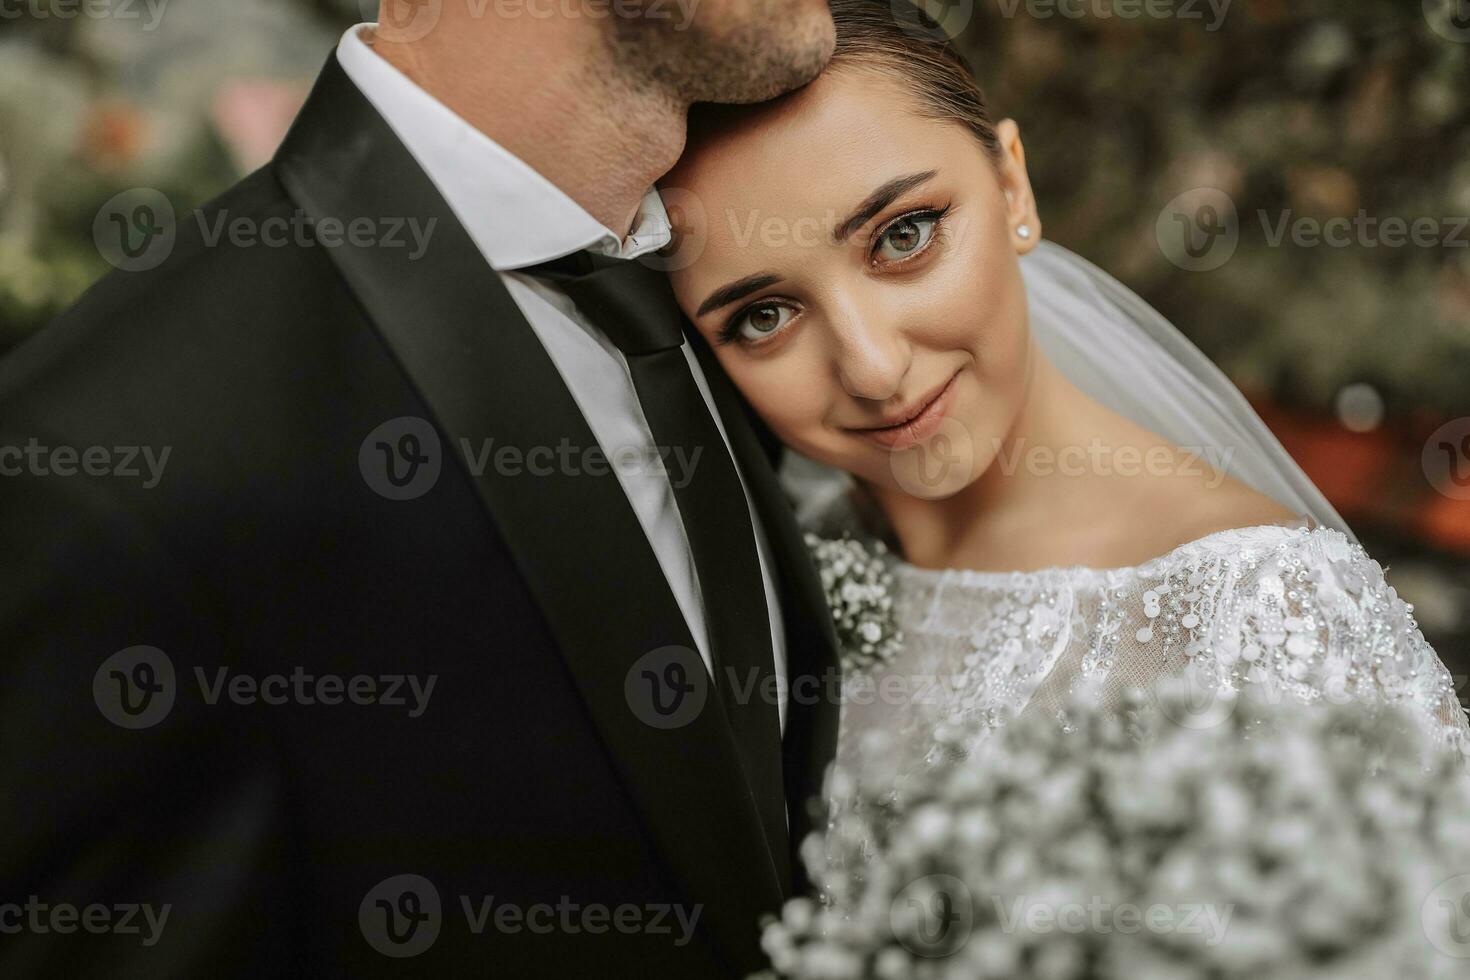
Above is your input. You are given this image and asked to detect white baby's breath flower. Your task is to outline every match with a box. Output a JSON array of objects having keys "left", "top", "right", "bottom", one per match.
[
  {"left": 805, "top": 532, "right": 904, "bottom": 673},
  {"left": 755, "top": 679, "right": 1470, "bottom": 980}
]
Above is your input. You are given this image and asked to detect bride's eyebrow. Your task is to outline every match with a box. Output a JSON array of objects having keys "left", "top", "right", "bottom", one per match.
[
  {"left": 696, "top": 271, "right": 782, "bottom": 317},
  {"left": 694, "top": 169, "right": 941, "bottom": 319},
  {"left": 832, "top": 169, "right": 939, "bottom": 242}
]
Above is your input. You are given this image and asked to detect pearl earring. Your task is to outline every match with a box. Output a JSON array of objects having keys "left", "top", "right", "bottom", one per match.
[{"left": 1016, "top": 224, "right": 1032, "bottom": 240}]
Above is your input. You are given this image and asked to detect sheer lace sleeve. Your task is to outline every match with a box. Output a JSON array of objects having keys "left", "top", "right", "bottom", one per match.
[{"left": 1024, "top": 526, "right": 1470, "bottom": 763}]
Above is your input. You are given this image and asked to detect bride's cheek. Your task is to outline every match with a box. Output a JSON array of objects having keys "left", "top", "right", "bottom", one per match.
[
  {"left": 731, "top": 361, "right": 817, "bottom": 440},
  {"left": 947, "top": 280, "right": 1032, "bottom": 469},
  {"left": 924, "top": 227, "right": 1007, "bottom": 348},
  {"left": 956, "top": 251, "right": 1028, "bottom": 373}
]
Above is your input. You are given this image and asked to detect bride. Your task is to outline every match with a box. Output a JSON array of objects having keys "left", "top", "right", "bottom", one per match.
[{"left": 657, "top": 0, "right": 1470, "bottom": 793}]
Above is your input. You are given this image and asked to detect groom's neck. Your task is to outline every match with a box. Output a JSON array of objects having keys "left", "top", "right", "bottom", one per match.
[{"left": 368, "top": 22, "right": 687, "bottom": 238}]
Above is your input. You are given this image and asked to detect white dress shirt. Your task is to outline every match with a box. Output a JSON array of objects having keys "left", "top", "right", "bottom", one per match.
[{"left": 337, "top": 25, "right": 788, "bottom": 730}]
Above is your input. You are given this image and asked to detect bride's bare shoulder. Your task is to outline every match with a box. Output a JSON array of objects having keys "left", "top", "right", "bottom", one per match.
[{"left": 1154, "top": 458, "right": 1301, "bottom": 552}]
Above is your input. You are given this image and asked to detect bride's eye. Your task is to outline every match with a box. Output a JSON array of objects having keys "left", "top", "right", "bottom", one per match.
[
  {"left": 872, "top": 207, "right": 948, "bottom": 264},
  {"left": 722, "top": 300, "right": 797, "bottom": 346}
]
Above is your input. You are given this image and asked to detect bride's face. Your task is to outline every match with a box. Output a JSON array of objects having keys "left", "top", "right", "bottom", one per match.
[{"left": 664, "top": 66, "right": 1042, "bottom": 498}]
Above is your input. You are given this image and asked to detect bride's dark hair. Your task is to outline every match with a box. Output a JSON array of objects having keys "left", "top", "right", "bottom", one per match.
[{"left": 823, "top": 0, "right": 1003, "bottom": 164}]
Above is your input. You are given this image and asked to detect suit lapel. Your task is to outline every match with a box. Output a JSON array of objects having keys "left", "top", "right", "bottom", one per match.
[{"left": 272, "top": 55, "right": 787, "bottom": 971}]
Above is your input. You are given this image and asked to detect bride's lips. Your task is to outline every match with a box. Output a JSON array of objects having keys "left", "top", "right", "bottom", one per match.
[{"left": 847, "top": 370, "right": 960, "bottom": 451}]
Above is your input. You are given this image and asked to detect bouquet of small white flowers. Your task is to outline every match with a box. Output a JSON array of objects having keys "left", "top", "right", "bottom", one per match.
[
  {"left": 757, "top": 677, "right": 1470, "bottom": 980},
  {"left": 805, "top": 532, "right": 904, "bottom": 673}
]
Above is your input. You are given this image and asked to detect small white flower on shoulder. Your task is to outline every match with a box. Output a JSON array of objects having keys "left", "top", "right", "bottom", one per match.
[{"left": 804, "top": 532, "right": 904, "bottom": 674}]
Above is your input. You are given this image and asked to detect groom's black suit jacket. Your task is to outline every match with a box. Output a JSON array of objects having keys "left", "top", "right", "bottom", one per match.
[{"left": 0, "top": 55, "right": 839, "bottom": 978}]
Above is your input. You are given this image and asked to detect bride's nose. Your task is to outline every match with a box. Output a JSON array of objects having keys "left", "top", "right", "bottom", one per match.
[{"left": 829, "top": 307, "right": 912, "bottom": 403}]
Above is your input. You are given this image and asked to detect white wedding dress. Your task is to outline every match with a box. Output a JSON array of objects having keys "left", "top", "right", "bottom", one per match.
[{"left": 830, "top": 516, "right": 1470, "bottom": 798}]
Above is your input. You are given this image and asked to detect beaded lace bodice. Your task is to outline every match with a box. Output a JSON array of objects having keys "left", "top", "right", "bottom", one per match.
[{"left": 832, "top": 521, "right": 1470, "bottom": 801}]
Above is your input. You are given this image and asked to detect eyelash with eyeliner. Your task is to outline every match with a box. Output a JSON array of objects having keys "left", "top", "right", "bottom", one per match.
[{"left": 716, "top": 203, "right": 955, "bottom": 347}]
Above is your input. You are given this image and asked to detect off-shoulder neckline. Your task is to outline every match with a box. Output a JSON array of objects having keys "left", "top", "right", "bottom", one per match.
[{"left": 893, "top": 515, "right": 1344, "bottom": 589}]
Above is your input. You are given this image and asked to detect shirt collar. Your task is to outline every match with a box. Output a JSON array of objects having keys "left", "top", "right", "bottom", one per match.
[{"left": 335, "top": 24, "right": 672, "bottom": 270}]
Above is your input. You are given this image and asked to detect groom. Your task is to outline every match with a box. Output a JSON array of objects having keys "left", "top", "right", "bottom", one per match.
[{"left": 0, "top": 2, "right": 840, "bottom": 976}]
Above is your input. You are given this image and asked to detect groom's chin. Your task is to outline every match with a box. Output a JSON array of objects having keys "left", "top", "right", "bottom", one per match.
[
  {"left": 779, "top": 2, "right": 839, "bottom": 89},
  {"left": 690, "top": 0, "right": 836, "bottom": 104}
]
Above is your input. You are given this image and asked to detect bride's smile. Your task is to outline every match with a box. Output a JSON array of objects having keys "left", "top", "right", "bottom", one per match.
[{"left": 841, "top": 364, "right": 962, "bottom": 451}]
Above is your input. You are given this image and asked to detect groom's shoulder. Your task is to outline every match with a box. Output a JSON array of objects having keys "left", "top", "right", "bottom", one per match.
[{"left": 0, "top": 165, "right": 354, "bottom": 415}]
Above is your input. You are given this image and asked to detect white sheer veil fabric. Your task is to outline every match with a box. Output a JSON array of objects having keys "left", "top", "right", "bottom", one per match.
[{"left": 780, "top": 238, "right": 1355, "bottom": 545}]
